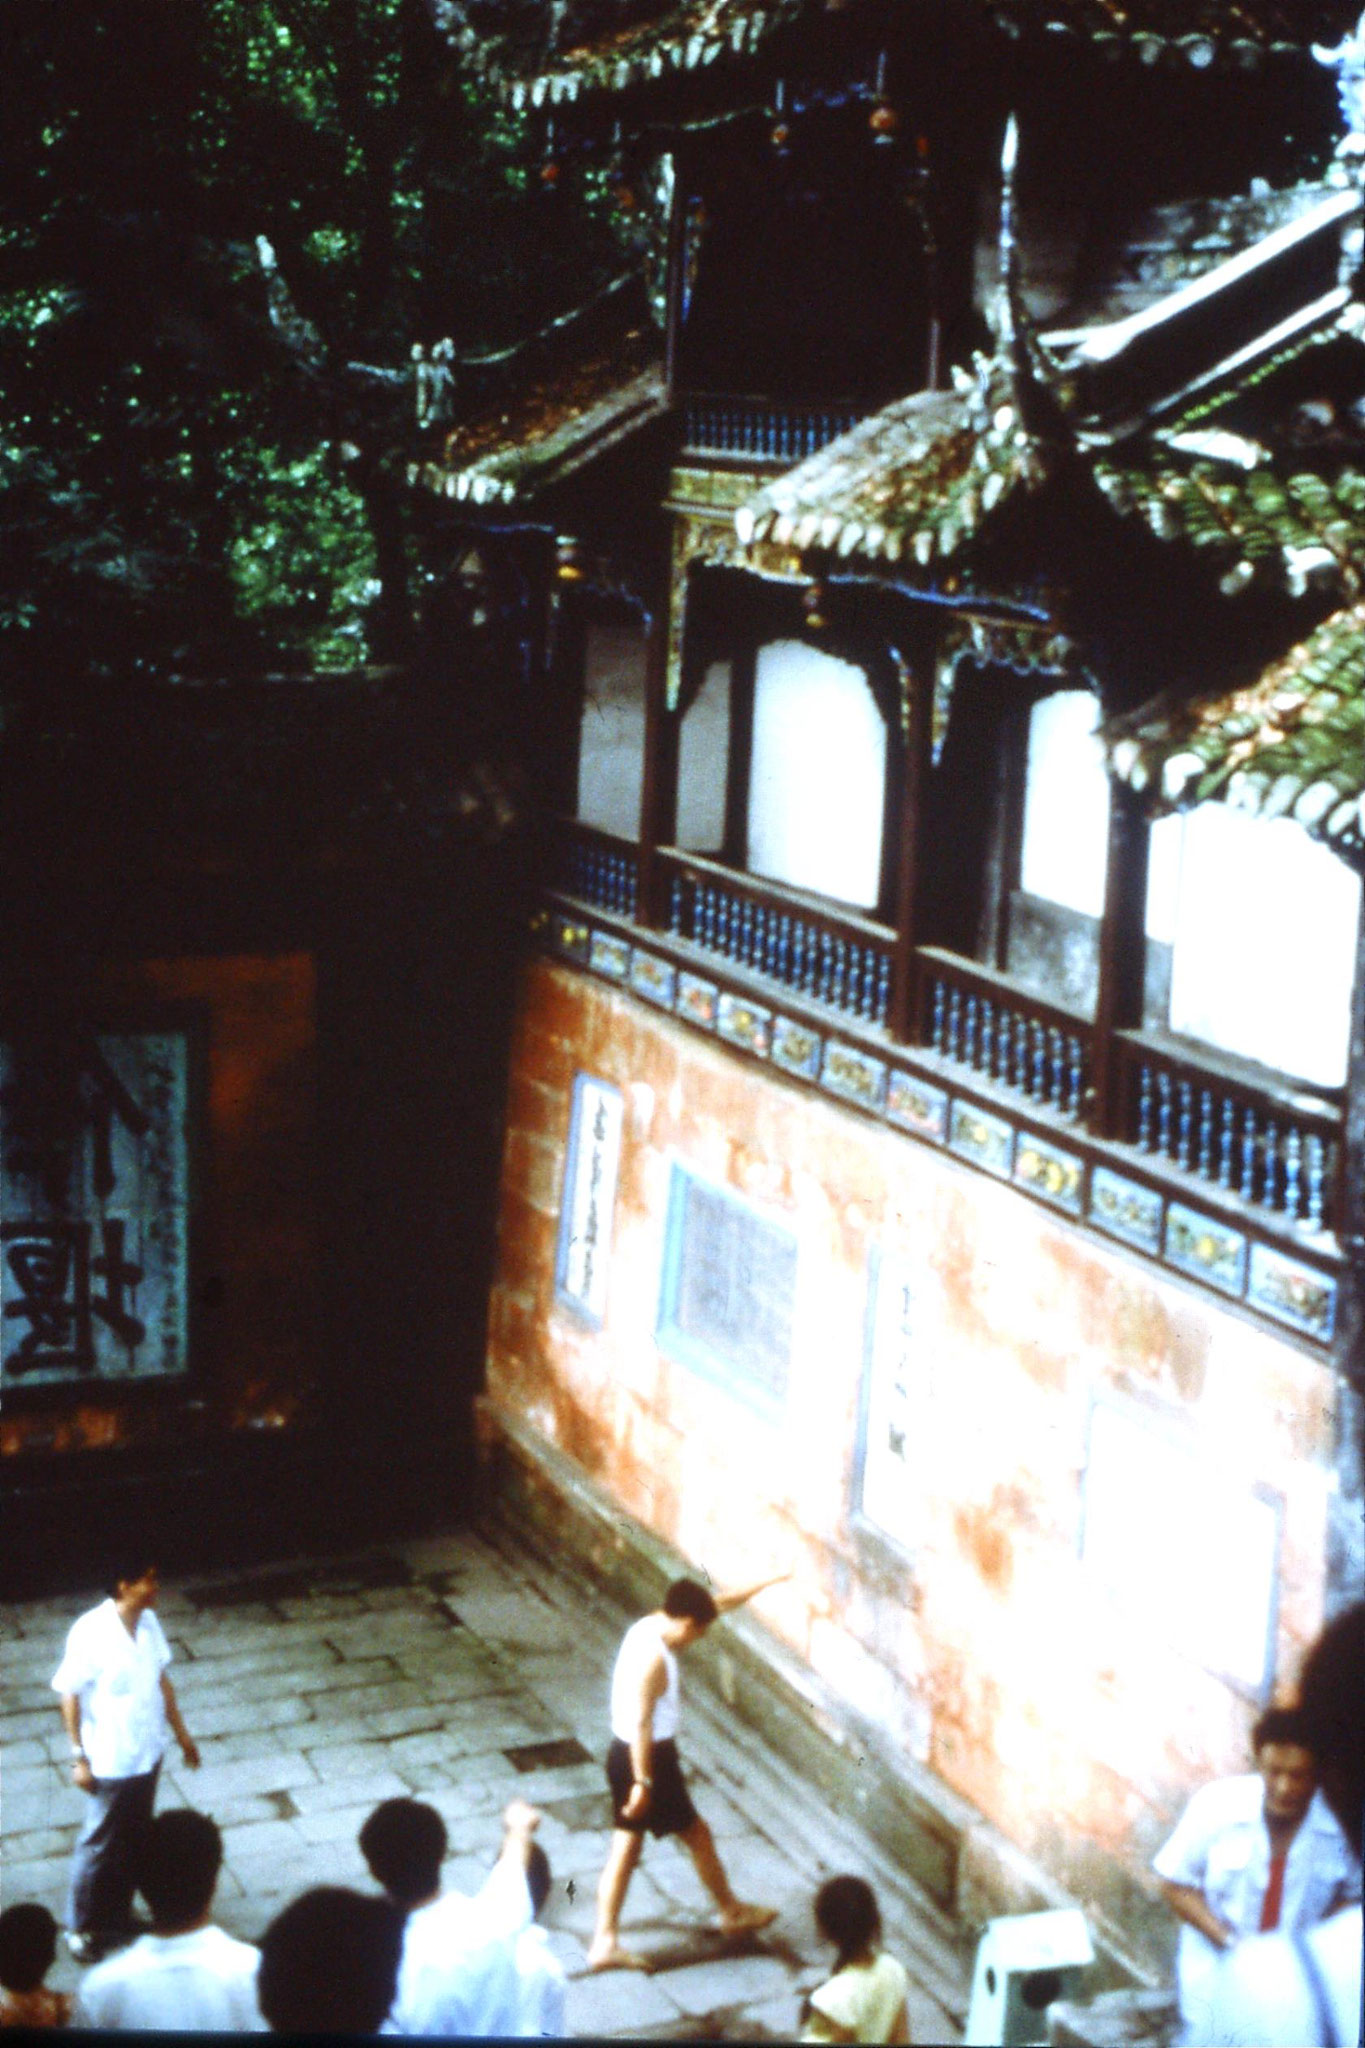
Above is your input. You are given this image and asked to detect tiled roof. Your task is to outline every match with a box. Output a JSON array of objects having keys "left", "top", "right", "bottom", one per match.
[
  {"left": 734, "top": 354, "right": 1048, "bottom": 566},
  {"left": 1103, "top": 603, "right": 1365, "bottom": 860},
  {"left": 989, "top": 0, "right": 1363, "bottom": 62},
  {"left": 441, "top": 0, "right": 1363, "bottom": 104},
  {"left": 411, "top": 329, "right": 666, "bottom": 505}
]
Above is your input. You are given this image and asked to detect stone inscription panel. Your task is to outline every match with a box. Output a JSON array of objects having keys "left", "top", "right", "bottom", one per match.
[{"left": 658, "top": 1166, "right": 797, "bottom": 1413}]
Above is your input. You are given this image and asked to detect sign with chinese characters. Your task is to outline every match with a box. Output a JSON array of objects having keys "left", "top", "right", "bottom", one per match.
[
  {"left": 1081, "top": 1399, "right": 1282, "bottom": 1699},
  {"left": 1, "top": 1033, "right": 190, "bottom": 1388},
  {"left": 657, "top": 1165, "right": 797, "bottom": 1415},
  {"left": 555, "top": 1074, "right": 624, "bottom": 1326},
  {"left": 857, "top": 1250, "right": 919, "bottom": 1555}
]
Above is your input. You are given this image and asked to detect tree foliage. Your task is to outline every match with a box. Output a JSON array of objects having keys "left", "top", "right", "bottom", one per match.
[{"left": 0, "top": 0, "right": 629, "bottom": 707}]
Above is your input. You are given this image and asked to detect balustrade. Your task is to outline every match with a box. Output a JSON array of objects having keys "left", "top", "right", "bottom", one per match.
[
  {"left": 549, "top": 820, "right": 1345, "bottom": 1244},
  {"left": 681, "top": 398, "right": 859, "bottom": 465},
  {"left": 1118, "top": 1033, "right": 1339, "bottom": 1234},
  {"left": 921, "top": 948, "right": 1089, "bottom": 1121},
  {"left": 661, "top": 851, "right": 892, "bottom": 1029}
]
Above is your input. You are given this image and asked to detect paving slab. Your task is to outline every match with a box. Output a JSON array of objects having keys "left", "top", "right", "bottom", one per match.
[{"left": 2, "top": 1527, "right": 972, "bottom": 2040}]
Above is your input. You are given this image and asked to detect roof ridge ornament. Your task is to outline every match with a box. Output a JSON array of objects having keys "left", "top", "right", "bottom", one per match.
[{"left": 1313, "top": 10, "right": 1365, "bottom": 170}]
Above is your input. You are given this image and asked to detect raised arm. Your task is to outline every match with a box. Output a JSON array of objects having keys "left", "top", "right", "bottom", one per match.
[{"left": 714, "top": 1571, "right": 791, "bottom": 1616}]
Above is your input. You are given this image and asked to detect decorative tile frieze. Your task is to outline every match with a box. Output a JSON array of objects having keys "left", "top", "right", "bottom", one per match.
[
  {"left": 771, "top": 1015, "right": 822, "bottom": 1081},
  {"left": 1165, "top": 1203, "right": 1247, "bottom": 1297},
  {"left": 717, "top": 991, "right": 771, "bottom": 1057},
  {"left": 1014, "top": 1134, "right": 1084, "bottom": 1214},
  {"left": 676, "top": 971, "right": 719, "bottom": 1030},
  {"left": 947, "top": 1100, "right": 1014, "bottom": 1178},
  {"left": 1247, "top": 1244, "right": 1337, "bottom": 1342},
  {"left": 629, "top": 949, "right": 677, "bottom": 1010},
  {"left": 1090, "top": 1168, "right": 1163, "bottom": 1255},
  {"left": 886, "top": 1070, "right": 948, "bottom": 1142},
  {"left": 821, "top": 1042, "right": 887, "bottom": 1114},
  {"left": 550, "top": 912, "right": 591, "bottom": 963},
  {"left": 588, "top": 931, "right": 631, "bottom": 982}
]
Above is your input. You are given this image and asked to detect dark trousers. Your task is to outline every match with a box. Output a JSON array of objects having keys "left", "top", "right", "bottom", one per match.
[{"left": 65, "top": 1762, "right": 160, "bottom": 1936}]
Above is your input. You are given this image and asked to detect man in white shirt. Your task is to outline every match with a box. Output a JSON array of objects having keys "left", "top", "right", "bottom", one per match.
[
  {"left": 588, "top": 1572, "right": 787, "bottom": 1972},
  {"left": 1187, "top": 1603, "right": 1364, "bottom": 2048},
  {"left": 75, "top": 1807, "right": 264, "bottom": 2031},
  {"left": 52, "top": 1559, "right": 201, "bottom": 1961},
  {"left": 1154, "top": 1701, "right": 1360, "bottom": 2039},
  {"left": 359, "top": 1792, "right": 542, "bottom": 2034}
]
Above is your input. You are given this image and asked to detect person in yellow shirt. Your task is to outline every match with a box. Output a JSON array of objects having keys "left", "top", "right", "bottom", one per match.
[{"left": 802, "top": 1876, "right": 910, "bottom": 2045}]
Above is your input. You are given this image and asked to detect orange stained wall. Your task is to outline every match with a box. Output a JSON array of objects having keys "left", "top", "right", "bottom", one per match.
[
  {"left": 1, "top": 953, "right": 317, "bottom": 1457},
  {"left": 486, "top": 955, "right": 1339, "bottom": 1953}
]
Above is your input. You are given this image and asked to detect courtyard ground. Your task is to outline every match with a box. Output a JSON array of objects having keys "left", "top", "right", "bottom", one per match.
[{"left": 1, "top": 1521, "right": 970, "bottom": 2040}]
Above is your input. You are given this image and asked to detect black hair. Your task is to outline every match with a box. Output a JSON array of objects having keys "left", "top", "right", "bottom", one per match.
[
  {"left": 663, "top": 1578, "right": 719, "bottom": 1628},
  {"left": 257, "top": 1887, "right": 404, "bottom": 2035},
  {"left": 814, "top": 1875, "right": 882, "bottom": 1972},
  {"left": 526, "top": 1841, "right": 552, "bottom": 1919},
  {"left": 1251, "top": 1705, "right": 1316, "bottom": 1756},
  {"left": 1297, "top": 1601, "right": 1364, "bottom": 1858},
  {"left": 0, "top": 1904, "right": 57, "bottom": 1995},
  {"left": 137, "top": 1809, "right": 223, "bottom": 1930},
  {"left": 105, "top": 1556, "right": 157, "bottom": 1600},
  {"left": 358, "top": 1797, "right": 447, "bottom": 1908}
]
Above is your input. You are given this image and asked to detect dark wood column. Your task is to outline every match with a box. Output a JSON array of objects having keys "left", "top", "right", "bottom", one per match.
[
  {"left": 637, "top": 576, "right": 679, "bottom": 930},
  {"left": 720, "top": 639, "right": 757, "bottom": 870},
  {"left": 887, "top": 650, "right": 934, "bottom": 1044},
  {"left": 1091, "top": 780, "right": 1151, "bottom": 1137}
]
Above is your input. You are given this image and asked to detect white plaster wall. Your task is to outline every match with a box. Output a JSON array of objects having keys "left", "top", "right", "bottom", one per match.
[
  {"left": 747, "top": 640, "right": 886, "bottom": 908},
  {"left": 1147, "top": 805, "right": 1360, "bottom": 1088},
  {"left": 576, "top": 621, "right": 647, "bottom": 840},
  {"left": 1019, "top": 691, "right": 1110, "bottom": 919},
  {"left": 677, "top": 659, "right": 730, "bottom": 852}
]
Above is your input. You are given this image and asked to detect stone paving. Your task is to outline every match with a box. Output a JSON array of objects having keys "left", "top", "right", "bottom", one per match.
[{"left": 1, "top": 1525, "right": 969, "bottom": 2040}]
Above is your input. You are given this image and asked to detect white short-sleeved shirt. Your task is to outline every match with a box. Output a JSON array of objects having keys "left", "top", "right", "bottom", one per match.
[
  {"left": 610, "top": 1616, "right": 681, "bottom": 1743},
  {"left": 511, "top": 1923, "right": 568, "bottom": 2039},
  {"left": 1184, "top": 1903, "right": 1362, "bottom": 2048},
  {"left": 74, "top": 1924, "right": 266, "bottom": 2032},
  {"left": 384, "top": 1866, "right": 532, "bottom": 2037},
  {"left": 51, "top": 1599, "right": 172, "bottom": 1779},
  {"left": 1153, "top": 1774, "right": 1361, "bottom": 2018}
]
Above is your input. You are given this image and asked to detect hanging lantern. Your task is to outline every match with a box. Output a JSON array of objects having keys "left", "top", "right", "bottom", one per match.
[
  {"left": 802, "top": 580, "right": 829, "bottom": 631},
  {"left": 608, "top": 125, "right": 636, "bottom": 213},
  {"left": 770, "top": 79, "right": 792, "bottom": 156},
  {"left": 869, "top": 52, "right": 897, "bottom": 144},
  {"left": 540, "top": 117, "right": 561, "bottom": 189},
  {"left": 556, "top": 535, "right": 587, "bottom": 582}
]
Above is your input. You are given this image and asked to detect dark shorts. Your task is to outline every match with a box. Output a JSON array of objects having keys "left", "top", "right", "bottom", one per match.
[{"left": 606, "top": 1737, "right": 698, "bottom": 1837}]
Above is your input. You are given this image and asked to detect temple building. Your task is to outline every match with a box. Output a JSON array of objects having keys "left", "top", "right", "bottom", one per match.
[{"left": 416, "top": 0, "right": 1365, "bottom": 1985}]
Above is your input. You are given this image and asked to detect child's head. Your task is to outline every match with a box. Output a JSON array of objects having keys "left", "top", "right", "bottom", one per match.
[
  {"left": 0, "top": 1903, "right": 57, "bottom": 1995},
  {"left": 814, "top": 1875, "right": 881, "bottom": 1970}
]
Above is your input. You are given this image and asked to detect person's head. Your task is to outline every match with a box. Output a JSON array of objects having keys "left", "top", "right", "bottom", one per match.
[
  {"left": 0, "top": 1904, "right": 57, "bottom": 1996},
  {"left": 358, "top": 1797, "right": 446, "bottom": 1909},
  {"left": 107, "top": 1558, "right": 160, "bottom": 1611},
  {"left": 257, "top": 1888, "right": 404, "bottom": 2035},
  {"left": 137, "top": 1809, "right": 222, "bottom": 1932},
  {"left": 1296, "top": 1600, "right": 1364, "bottom": 1859},
  {"left": 661, "top": 1577, "right": 718, "bottom": 1649},
  {"left": 1250, "top": 1705, "right": 1319, "bottom": 1827},
  {"left": 525, "top": 1841, "right": 552, "bottom": 1921},
  {"left": 814, "top": 1875, "right": 882, "bottom": 1972}
]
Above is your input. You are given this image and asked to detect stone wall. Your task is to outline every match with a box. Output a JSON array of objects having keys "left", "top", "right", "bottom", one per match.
[{"left": 484, "top": 954, "right": 1340, "bottom": 1975}]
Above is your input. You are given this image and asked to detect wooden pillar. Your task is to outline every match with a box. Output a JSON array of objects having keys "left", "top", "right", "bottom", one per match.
[
  {"left": 637, "top": 586, "right": 679, "bottom": 930},
  {"left": 887, "top": 650, "right": 934, "bottom": 1044},
  {"left": 1091, "top": 780, "right": 1151, "bottom": 1137},
  {"left": 720, "top": 639, "right": 757, "bottom": 871},
  {"left": 1328, "top": 880, "right": 1365, "bottom": 1607}
]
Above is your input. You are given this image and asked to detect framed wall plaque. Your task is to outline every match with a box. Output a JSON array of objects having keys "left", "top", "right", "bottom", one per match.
[
  {"left": 1, "top": 1031, "right": 191, "bottom": 1389},
  {"left": 657, "top": 1164, "right": 797, "bottom": 1417},
  {"left": 554, "top": 1074, "right": 624, "bottom": 1326}
]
